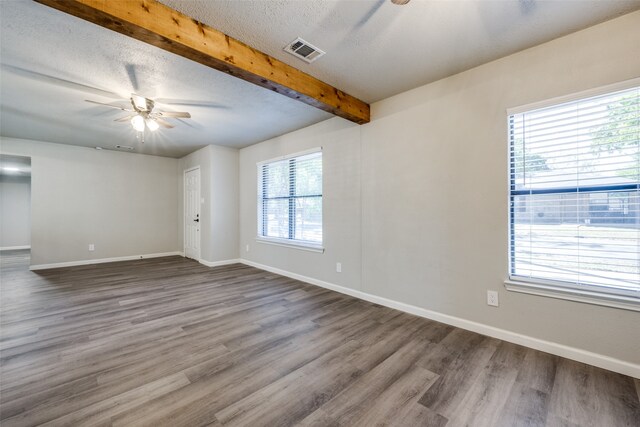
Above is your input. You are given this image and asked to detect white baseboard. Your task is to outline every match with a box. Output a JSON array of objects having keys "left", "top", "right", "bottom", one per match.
[
  {"left": 240, "top": 259, "right": 640, "bottom": 379},
  {"left": 1, "top": 245, "right": 30, "bottom": 251},
  {"left": 199, "top": 258, "right": 241, "bottom": 268},
  {"left": 29, "top": 251, "right": 184, "bottom": 271}
]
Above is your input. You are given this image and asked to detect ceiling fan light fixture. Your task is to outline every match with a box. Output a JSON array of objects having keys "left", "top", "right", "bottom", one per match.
[
  {"left": 131, "top": 115, "right": 145, "bottom": 132},
  {"left": 88, "top": 94, "right": 191, "bottom": 132},
  {"left": 146, "top": 118, "right": 159, "bottom": 131}
]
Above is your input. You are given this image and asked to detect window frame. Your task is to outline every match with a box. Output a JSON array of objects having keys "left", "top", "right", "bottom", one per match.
[
  {"left": 505, "top": 78, "right": 640, "bottom": 311},
  {"left": 256, "top": 147, "right": 324, "bottom": 252}
]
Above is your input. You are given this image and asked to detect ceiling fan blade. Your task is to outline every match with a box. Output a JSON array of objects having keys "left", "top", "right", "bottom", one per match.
[
  {"left": 155, "top": 98, "right": 228, "bottom": 109},
  {"left": 114, "top": 115, "right": 137, "bottom": 122},
  {"left": 124, "top": 63, "right": 139, "bottom": 92},
  {"left": 2, "top": 64, "right": 123, "bottom": 99},
  {"left": 157, "top": 111, "right": 191, "bottom": 118},
  {"left": 85, "top": 99, "right": 133, "bottom": 111},
  {"left": 155, "top": 118, "right": 175, "bottom": 129},
  {"left": 174, "top": 118, "right": 199, "bottom": 129},
  {"left": 356, "top": 0, "right": 385, "bottom": 28}
]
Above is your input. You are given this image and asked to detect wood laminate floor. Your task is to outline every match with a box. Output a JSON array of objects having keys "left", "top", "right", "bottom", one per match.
[{"left": 0, "top": 250, "right": 638, "bottom": 426}]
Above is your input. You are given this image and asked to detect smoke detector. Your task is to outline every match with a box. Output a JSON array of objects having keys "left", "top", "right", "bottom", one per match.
[{"left": 283, "top": 37, "right": 325, "bottom": 63}]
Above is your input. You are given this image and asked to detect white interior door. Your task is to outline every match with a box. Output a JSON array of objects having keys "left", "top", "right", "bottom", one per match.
[{"left": 184, "top": 167, "right": 201, "bottom": 260}]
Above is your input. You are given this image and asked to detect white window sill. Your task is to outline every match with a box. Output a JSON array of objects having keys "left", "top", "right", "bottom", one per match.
[
  {"left": 504, "top": 279, "right": 640, "bottom": 312},
  {"left": 256, "top": 237, "right": 324, "bottom": 253}
]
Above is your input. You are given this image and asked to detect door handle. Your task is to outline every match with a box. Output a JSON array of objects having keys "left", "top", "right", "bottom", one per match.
[{"left": 194, "top": 218, "right": 199, "bottom": 222}]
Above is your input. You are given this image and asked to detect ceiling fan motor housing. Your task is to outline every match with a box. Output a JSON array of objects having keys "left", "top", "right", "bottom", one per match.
[{"left": 131, "top": 94, "right": 154, "bottom": 112}]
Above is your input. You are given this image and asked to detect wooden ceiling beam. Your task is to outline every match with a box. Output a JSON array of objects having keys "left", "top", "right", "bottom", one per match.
[{"left": 34, "top": 0, "right": 370, "bottom": 124}]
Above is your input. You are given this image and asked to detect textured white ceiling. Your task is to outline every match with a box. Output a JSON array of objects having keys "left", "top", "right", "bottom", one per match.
[
  {"left": 1, "top": 0, "right": 639, "bottom": 158},
  {"left": 0, "top": 0, "right": 331, "bottom": 158},
  {"left": 160, "top": 0, "right": 640, "bottom": 103}
]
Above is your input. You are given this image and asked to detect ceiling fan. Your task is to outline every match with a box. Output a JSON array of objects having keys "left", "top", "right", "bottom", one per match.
[{"left": 85, "top": 94, "right": 191, "bottom": 132}]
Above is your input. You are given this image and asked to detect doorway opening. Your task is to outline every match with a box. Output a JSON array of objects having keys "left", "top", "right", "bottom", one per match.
[{"left": 0, "top": 154, "right": 32, "bottom": 269}]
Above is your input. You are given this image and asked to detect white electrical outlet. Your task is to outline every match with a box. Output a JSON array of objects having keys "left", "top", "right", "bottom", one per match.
[
  {"left": 336, "top": 262, "right": 342, "bottom": 273},
  {"left": 246, "top": 244, "right": 250, "bottom": 252},
  {"left": 487, "top": 290, "right": 499, "bottom": 307},
  {"left": 88, "top": 244, "right": 95, "bottom": 252}
]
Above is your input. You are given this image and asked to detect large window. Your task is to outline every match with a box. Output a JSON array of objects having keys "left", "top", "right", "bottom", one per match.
[
  {"left": 508, "top": 84, "right": 639, "bottom": 308},
  {"left": 257, "top": 149, "right": 323, "bottom": 250}
]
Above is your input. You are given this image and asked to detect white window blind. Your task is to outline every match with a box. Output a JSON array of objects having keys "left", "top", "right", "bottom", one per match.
[
  {"left": 509, "top": 86, "right": 639, "bottom": 299},
  {"left": 258, "top": 149, "right": 322, "bottom": 248}
]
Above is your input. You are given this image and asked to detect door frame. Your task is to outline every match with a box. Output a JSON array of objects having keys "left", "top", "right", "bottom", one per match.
[{"left": 183, "top": 166, "right": 201, "bottom": 260}]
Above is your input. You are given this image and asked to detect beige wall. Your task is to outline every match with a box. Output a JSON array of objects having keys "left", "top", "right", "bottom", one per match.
[
  {"left": 240, "top": 12, "right": 640, "bottom": 365},
  {"left": 0, "top": 175, "right": 31, "bottom": 248},
  {"left": 240, "top": 119, "right": 362, "bottom": 289},
  {"left": 209, "top": 145, "right": 239, "bottom": 262},
  {"left": 0, "top": 137, "right": 180, "bottom": 265},
  {"left": 179, "top": 144, "right": 239, "bottom": 263}
]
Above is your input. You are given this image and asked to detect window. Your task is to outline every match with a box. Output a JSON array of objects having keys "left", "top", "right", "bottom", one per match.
[
  {"left": 257, "top": 148, "right": 323, "bottom": 250},
  {"left": 507, "top": 84, "right": 639, "bottom": 309}
]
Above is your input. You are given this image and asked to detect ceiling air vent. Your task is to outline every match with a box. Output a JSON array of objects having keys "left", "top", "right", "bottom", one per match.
[
  {"left": 115, "top": 145, "right": 134, "bottom": 151},
  {"left": 284, "top": 37, "right": 325, "bottom": 63}
]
